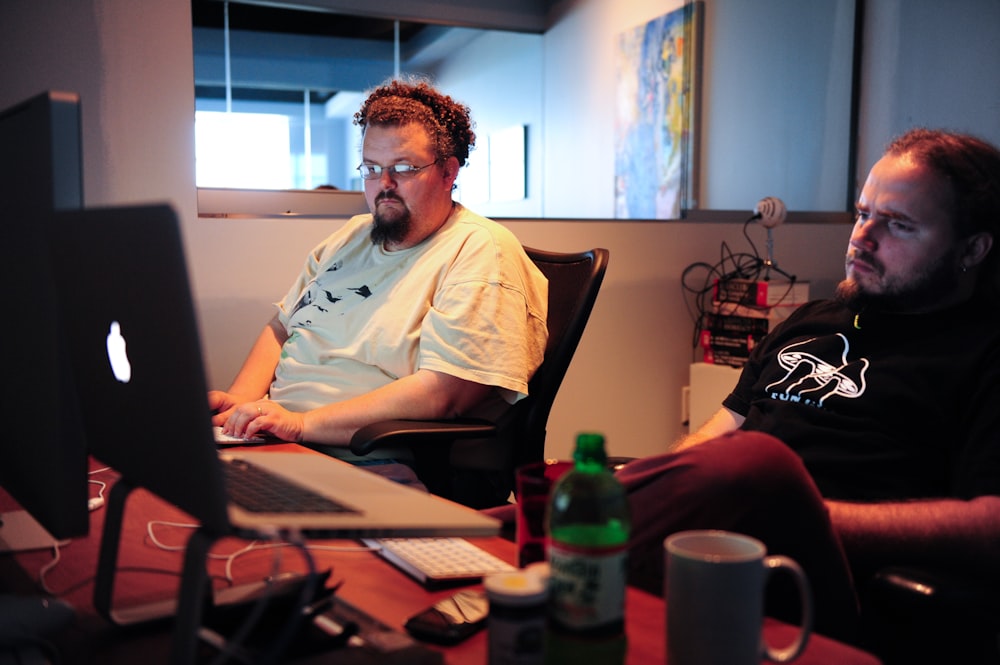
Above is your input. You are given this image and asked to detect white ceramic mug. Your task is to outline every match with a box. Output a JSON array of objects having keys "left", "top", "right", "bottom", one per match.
[{"left": 664, "top": 530, "right": 813, "bottom": 665}]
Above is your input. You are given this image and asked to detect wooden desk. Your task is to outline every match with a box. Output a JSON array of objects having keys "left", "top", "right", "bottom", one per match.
[{"left": 2, "top": 448, "right": 881, "bottom": 664}]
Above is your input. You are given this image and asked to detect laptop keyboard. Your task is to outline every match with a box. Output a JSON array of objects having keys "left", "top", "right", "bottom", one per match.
[{"left": 222, "top": 458, "right": 356, "bottom": 514}]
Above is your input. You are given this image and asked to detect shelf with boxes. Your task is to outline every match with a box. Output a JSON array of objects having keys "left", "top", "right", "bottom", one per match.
[{"left": 700, "top": 278, "right": 809, "bottom": 368}]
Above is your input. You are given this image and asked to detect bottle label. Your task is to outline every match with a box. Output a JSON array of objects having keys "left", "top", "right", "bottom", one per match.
[{"left": 547, "top": 541, "right": 627, "bottom": 632}]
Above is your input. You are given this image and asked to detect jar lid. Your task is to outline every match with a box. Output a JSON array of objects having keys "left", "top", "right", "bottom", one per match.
[
  {"left": 484, "top": 571, "right": 548, "bottom": 605},
  {"left": 524, "top": 561, "right": 551, "bottom": 582}
]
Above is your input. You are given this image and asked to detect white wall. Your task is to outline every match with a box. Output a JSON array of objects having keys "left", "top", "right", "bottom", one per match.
[
  {"left": 2, "top": 0, "right": 997, "bottom": 461},
  {"left": 432, "top": 30, "right": 545, "bottom": 219},
  {"left": 540, "top": 0, "right": 856, "bottom": 216},
  {"left": 856, "top": 0, "right": 1000, "bottom": 180}
]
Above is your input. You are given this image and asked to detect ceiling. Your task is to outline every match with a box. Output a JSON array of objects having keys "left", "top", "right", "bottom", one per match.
[
  {"left": 190, "top": 0, "right": 553, "bottom": 108},
  {"left": 191, "top": 0, "right": 442, "bottom": 103},
  {"left": 190, "top": 0, "right": 426, "bottom": 42}
]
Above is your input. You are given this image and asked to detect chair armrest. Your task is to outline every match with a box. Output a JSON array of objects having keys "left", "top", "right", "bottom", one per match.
[
  {"left": 868, "top": 565, "right": 999, "bottom": 617},
  {"left": 862, "top": 566, "right": 1000, "bottom": 664},
  {"left": 349, "top": 418, "right": 497, "bottom": 456}
]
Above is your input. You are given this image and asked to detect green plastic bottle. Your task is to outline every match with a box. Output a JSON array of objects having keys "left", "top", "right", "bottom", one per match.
[{"left": 545, "top": 433, "right": 630, "bottom": 664}]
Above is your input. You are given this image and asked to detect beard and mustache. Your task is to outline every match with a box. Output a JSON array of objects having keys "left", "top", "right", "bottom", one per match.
[
  {"left": 369, "top": 191, "right": 411, "bottom": 246},
  {"left": 835, "top": 246, "right": 962, "bottom": 313}
]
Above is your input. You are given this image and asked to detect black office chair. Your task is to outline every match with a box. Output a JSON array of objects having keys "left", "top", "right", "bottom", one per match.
[
  {"left": 858, "top": 565, "right": 1000, "bottom": 664},
  {"left": 348, "top": 247, "right": 610, "bottom": 509}
]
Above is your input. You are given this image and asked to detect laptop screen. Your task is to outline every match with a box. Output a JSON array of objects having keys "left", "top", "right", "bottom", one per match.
[{"left": 48, "top": 204, "right": 231, "bottom": 533}]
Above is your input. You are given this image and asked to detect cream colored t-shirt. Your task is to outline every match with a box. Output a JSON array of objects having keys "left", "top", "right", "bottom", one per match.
[{"left": 270, "top": 204, "right": 548, "bottom": 457}]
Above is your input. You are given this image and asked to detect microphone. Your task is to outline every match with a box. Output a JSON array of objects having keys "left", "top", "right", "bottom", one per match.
[
  {"left": 753, "top": 196, "right": 787, "bottom": 229},
  {"left": 750, "top": 196, "right": 795, "bottom": 281}
]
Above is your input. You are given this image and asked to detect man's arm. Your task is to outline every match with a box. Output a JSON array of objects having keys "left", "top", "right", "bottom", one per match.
[
  {"left": 227, "top": 368, "right": 493, "bottom": 445},
  {"left": 208, "top": 314, "right": 287, "bottom": 424},
  {"left": 827, "top": 495, "right": 1000, "bottom": 580},
  {"left": 301, "top": 369, "right": 493, "bottom": 443},
  {"left": 671, "top": 406, "right": 745, "bottom": 451}
]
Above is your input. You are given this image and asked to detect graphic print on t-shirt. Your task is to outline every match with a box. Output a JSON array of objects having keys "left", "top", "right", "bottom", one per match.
[
  {"left": 289, "top": 259, "right": 373, "bottom": 326},
  {"left": 764, "top": 333, "right": 869, "bottom": 408}
]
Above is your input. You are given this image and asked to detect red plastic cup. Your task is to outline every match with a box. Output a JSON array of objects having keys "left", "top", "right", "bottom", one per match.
[{"left": 514, "top": 459, "right": 573, "bottom": 568}]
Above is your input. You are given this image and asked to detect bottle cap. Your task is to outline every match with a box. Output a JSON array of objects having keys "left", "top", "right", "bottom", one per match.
[
  {"left": 574, "top": 432, "right": 607, "bottom": 464},
  {"left": 484, "top": 570, "right": 548, "bottom": 606}
]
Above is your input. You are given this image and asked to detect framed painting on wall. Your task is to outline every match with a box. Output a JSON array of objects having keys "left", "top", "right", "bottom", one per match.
[{"left": 614, "top": 2, "right": 702, "bottom": 220}]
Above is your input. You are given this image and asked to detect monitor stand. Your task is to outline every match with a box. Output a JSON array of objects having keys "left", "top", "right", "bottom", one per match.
[{"left": 0, "top": 510, "right": 59, "bottom": 553}]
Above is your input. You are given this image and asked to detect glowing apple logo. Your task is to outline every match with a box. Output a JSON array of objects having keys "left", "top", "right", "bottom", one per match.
[{"left": 106, "top": 321, "right": 132, "bottom": 383}]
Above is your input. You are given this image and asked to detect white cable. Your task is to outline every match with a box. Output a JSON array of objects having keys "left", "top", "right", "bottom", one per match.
[
  {"left": 32, "top": 468, "right": 109, "bottom": 589},
  {"left": 37, "top": 542, "right": 64, "bottom": 595},
  {"left": 88, "top": 478, "right": 107, "bottom": 511},
  {"left": 145, "top": 521, "right": 377, "bottom": 582}
]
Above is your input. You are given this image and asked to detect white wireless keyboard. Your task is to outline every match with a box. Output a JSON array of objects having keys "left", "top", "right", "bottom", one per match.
[
  {"left": 364, "top": 537, "right": 515, "bottom": 589},
  {"left": 213, "top": 425, "right": 267, "bottom": 445}
]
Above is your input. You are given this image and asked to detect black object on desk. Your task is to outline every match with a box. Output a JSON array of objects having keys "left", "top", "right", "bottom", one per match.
[{"left": 199, "top": 579, "right": 443, "bottom": 664}]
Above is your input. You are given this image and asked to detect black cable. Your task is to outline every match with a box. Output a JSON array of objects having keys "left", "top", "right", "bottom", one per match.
[
  {"left": 206, "top": 539, "right": 287, "bottom": 665},
  {"left": 680, "top": 213, "right": 800, "bottom": 358},
  {"left": 200, "top": 531, "right": 325, "bottom": 664},
  {"left": 258, "top": 534, "right": 321, "bottom": 665}
]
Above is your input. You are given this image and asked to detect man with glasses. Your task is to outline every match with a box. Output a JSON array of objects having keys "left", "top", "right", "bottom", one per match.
[{"left": 209, "top": 78, "right": 548, "bottom": 504}]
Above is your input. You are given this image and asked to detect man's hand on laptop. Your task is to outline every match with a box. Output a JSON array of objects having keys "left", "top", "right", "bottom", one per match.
[
  {"left": 208, "top": 389, "right": 247, "bottom": 425},
  {"left": 220, "top": 399, "right": 305, "bottom": 444}
]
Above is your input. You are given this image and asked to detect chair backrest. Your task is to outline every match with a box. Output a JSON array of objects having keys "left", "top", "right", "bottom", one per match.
[
  {"left": 349, "top": 246, "right": 608, "bottom": 506},
  {"left": 499, "top": 247, "right": 610, "bottom": 471}
]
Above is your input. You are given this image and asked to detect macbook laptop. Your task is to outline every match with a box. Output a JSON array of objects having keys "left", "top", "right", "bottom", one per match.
[{"left": 46, "top": 203, "right": 500, "bottom": 541}]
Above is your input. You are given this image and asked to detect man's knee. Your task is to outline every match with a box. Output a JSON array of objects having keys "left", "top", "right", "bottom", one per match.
[
  {"left": 617, "top": 430, "right": 812, "bottom": 504},
  {"left": 618, "top": 431, "right": 823, "bottom": 595},
  {"left": 686, "top": 430, "right": 816, "bottom": 501}
]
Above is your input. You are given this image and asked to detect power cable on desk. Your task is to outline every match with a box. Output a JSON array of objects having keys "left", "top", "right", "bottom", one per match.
[
  {"left": 40, "top": 564, "right": 193, "bottom": 598},
  {"left": 200, "top": 529, "right": 345, "bottom": 665},
  {"left": 145, "top": 520, "right": 377, "bottom": 583},
  {"left": 35, "top": 467, "right": 112, "bottom": 593},
  {"left": 87, "top": 478, "right": 106, "bottom": 512},
  {"left": 204, "top": 531, "right": 290, "bottom": 665},
  {"left": 37, "top": 541, "right": 71, "bottom": 595}
]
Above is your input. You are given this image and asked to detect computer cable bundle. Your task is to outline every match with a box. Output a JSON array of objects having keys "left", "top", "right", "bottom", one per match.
[
  {"left": 203, "top": 533, "right": 323, "bottom": 665},
  {"left": 680, "top": 198, "right": 799, "bottom": 357}
]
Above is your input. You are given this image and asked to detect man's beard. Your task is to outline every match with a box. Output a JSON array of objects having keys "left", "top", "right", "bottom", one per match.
[
  {"left": 370, "top": 193, "right": 411, "bottom": 246},
  {"left": 835, "top": 247, "right": 962, "bottom": 313}
]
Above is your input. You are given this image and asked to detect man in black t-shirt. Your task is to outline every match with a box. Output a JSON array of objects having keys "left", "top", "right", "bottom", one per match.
[{"left": 615, "top": 128, "right": 1000, "bottom": 643}]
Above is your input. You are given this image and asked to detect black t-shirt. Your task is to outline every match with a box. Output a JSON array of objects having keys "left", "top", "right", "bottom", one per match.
[{"left": 723, "top": 299, "right": 1000, "bottom": 501}]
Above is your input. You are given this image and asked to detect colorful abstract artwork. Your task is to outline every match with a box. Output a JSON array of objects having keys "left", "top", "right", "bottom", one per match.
[{"left": 614, "top": 4, "right": 700, "bottom": 220}]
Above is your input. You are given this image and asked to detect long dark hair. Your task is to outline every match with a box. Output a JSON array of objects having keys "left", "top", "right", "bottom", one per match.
[{"left": 886, "top": 128, "right": 1000, "bottom": 299}]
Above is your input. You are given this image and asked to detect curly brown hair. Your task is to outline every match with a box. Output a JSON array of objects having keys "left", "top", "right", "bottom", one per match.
[{"left": 353, "top": 77, "right": 476, "bottom": 167}]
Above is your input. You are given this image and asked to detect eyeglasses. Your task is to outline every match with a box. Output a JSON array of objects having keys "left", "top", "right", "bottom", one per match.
[{"left": 356, "top": 160, "right": 440, "bottom": 180}]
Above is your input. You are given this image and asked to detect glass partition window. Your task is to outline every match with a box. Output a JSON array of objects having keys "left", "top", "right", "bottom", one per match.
[
  {"left": 195, "top": 110, "right": 293, "bottom": 189},
  {"left": 191, "top": 0, "right": 540, "bottom": 216},
  {"left": 193, "top": 95, "right": 362, "bottom": 191},
  {"left": 192, "top": 0, "right": 857, "bottom": 219}
]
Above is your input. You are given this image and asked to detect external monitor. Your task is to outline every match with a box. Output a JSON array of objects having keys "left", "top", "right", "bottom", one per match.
[{"left": 0, "top": 90, "right": 89, "bottom": 551}]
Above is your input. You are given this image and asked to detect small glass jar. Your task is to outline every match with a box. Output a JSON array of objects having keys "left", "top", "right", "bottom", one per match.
[{"left": 484, "top": 570, "right": 549, "bottom": 665}]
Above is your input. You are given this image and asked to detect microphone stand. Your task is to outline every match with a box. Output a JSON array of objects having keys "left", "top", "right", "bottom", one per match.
[{"left": 762, "top": 227, "right": 796, "bottom": 281}]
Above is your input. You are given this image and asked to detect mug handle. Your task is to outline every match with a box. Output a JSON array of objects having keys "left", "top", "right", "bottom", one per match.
[{"left": 762, "top": 555, "right": 813, "bottom": 663}]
